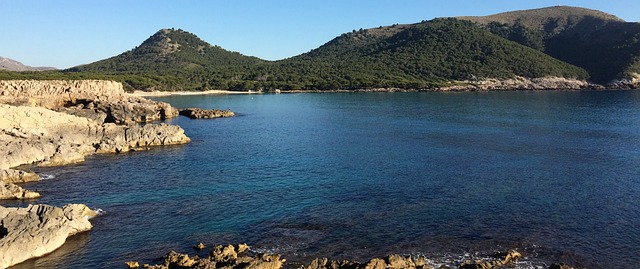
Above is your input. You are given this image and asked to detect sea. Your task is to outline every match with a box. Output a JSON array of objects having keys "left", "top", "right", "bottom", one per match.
[{"left": 3, "top": 90, "right": 640, "bottom": 269}]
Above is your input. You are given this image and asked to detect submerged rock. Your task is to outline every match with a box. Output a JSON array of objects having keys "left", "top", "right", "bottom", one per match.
[
  {"left": 0, "top": 204, "right": 97, "bottom": 269},
  {"left": 180, "top": 108, "right": 235, "bottom": 119},
  {"left": 548, "top": 263, "right": 574, "bottom": 269}
]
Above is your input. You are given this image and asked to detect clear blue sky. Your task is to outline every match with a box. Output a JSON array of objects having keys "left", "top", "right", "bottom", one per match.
[{"left": 2, "top": 0, "right": 639, "bottom": 69}]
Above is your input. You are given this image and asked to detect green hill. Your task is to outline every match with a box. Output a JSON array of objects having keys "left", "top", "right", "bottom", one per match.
[
  {"left": 61, "top": 19, "right": 587, "bottom": 91},
  {"left": 460, "top": 6, "right": 640, "bottom": 84},
  {"left": 263, "top": 18, "right": 587, "bottom": 90},
  {"left": 68, "top": 29, "right": 264, "bottom": 90},
  {"left": 13, "top": 7, "right": 639, "bottom": 91}
]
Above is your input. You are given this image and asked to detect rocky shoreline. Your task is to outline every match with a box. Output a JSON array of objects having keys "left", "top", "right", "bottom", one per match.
[
  {"left": 0, "top": 80, "right": 196, "bottom": 268},
  {"left": 125, "top": 243, "right": 576, "bottom": 269},
  {"left": 0, "top": 79, "right": 593, "bottom": 268}
]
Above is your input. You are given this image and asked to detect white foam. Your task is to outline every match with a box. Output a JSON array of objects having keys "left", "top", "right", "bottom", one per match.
[
  {"left": 39, "top": 174, "right": 55, "bottom": 180},
  {"left": 94, "top": 208, "right": 106, "bottom": 215}
]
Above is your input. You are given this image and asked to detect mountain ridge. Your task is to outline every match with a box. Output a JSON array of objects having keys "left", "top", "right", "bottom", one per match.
[
  {"left": 0, "top": 57, "right": 57, "bottom": 72},
  {"left": 458, "top": 6, "right": 640, "bottom": 84},
  {"left": 2, "top": 6, "right": 639, "bottom": 91}
]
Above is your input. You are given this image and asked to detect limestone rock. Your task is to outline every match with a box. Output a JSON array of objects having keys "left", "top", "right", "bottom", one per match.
[
  {"left": 0, "top": 169, "right": 39, "bottom": 183},
  {"left": 0, "top": 80, "right": 179, "bottom": 124},
  {"left": 194, "top": 242, "right": 206, "bottom": 250},
  {"left": 386, "top": 254, "right": 416, "bottom": 269},
  {"left": 126, "top": 261, "right": 140, "bottom": 268},
  {"left": 459, "top": 250, "right": 521, "bottom": 269},
  {"left": 180, "top": 108, "right": 235, "bottom": 119},
  {"left": 0, "top": 182, "right": 40, "bottom": 199},
  {"left": 364, "top": 258, "right": 387, "bottom": 269},
  {"left": 439, "top": 76, "right": 590, "bottom": 91},
  {"left": 0, "top": 204, "right": 96, "bottom": 269},
  {"left": 0, "top": 104, "right": 189, "bottom": 170},
  {"left": 238, "top": 243, "right": 250, "bottom": 254},
  {"left": 144, "top": 244, "right": 286, "bottom": 269}
]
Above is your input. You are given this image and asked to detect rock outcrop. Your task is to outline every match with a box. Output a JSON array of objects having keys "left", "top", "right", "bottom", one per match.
[
  {"left": 0, "top": 80, "right": 179, "bottom": 124},
  {"left": 0, "top": 169, "right": 39, "bottom": 183},
  {"left": 139, "top": 245, "right": 529, "bottom": 269},
  {"left": 0, "top": 204, "right": 97, "bottom": 269},
  {"left": 306, "top": 254, "right": 433, "bottom": 269},
  {"left": 459, "top": 250, "right": 522, "bottom": 269},
  {"left": 0, "top": 170, "right": 41, "bottom": 200},
  {"left": 0, "top": 80, "right": 191, "bottom": 200},
  {"left": 180, "top": 108, "right": 235, "bottom": 119},
  {"left": 141, "top": 244, "right": 285, "bottom": 269},
  {"left": 0, "top": 104, "right": 190, "bottom": 170},
  {"left": 440, "top": 76, "right": 591, "bottom": 91},
  {"left": 0, "top": 182, "right": 40, "bottom": 200}
]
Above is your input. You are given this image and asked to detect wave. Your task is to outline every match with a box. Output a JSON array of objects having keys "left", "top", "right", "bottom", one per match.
[
  {"left": 94, "top": 208, "right": 106, "bottom": 216},
  {"left": 39, "top": 174, "right": 56, "bottom": 180}
]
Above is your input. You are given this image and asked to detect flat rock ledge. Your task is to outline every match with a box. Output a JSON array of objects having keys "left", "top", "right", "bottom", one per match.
[
  {"left": 0, "top": 204, "right": 97, "bottom": 269},
  {"left": 127, "top": 244, "right": 575, "bottom": 269},
  {"left": 180, "top": 108, "right": 235, "bottom": 119}
]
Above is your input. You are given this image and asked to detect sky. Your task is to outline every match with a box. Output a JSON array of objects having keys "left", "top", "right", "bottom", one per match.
[{"left": 2, "top": 0, "right": 640, "bottom": 69}]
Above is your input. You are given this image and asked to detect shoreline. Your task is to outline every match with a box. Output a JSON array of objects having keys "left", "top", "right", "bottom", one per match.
[{"left": 128, "top": 89, "right": 258, "bottom": 97}]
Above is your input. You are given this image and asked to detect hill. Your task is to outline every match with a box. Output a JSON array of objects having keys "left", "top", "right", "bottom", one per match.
[
  {"left": 0, "top": 57, "right": 57, "bottom": 72},
  {"left": 257, "top": 18, "right": 587, "bottom": 90},
  {"left": 65, "top": 19, "right": 587, "bottom": 91},
  {"left": 10, "top": 6, "right": 640, "bottom": 91},
  {"left": 459, "top": 6, "right": 640, "bottom": 84},
  {"left": 69, "top": 29, "right": 264, "bottom": 90}
]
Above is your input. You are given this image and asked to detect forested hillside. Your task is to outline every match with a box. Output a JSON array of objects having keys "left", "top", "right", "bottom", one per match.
[
  {"left": 460, "top": 6, "right": 640, "bottom": 84},
  {"left": 7, "top": 6, "right": 640, "bottom": 91}
]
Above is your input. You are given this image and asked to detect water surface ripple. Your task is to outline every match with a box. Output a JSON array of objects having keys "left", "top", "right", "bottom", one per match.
[{"left": 4, "top": 91, "right": 640, "bottom": 268}]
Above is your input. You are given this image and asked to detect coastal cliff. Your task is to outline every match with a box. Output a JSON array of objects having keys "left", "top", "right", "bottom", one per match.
[
  {"left": 0, "top": 80, "right": 190, "bottom": 268},
  {"left": 0, "top": 80, "right": 179, "bottom": 124}
]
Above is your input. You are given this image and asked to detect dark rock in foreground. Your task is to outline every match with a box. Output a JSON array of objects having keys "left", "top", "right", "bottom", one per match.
[
  {"left": 180, "top": 108, "right": 235, "bottom": 119},
  {"left": 140, "top": 244, "right": 284, "bottom": 269},
  {"left": 130, "top": 244, "right": 577, "bottom": 269}
]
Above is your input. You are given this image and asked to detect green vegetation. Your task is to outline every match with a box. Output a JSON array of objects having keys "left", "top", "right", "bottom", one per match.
[
  {"left": 462, "top": 6, "right": 640, "bottom": 83},
  {"left": 10, "top": 10, "right": 633, "bottom": 91}
]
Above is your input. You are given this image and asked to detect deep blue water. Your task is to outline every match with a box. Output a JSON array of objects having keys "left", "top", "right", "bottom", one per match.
[{"left": 4, "top": 91, "right": 640, "bottom": 268}]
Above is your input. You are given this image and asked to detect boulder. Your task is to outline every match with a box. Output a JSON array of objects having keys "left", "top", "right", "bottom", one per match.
[
  {"left": 0, "top": 204, "right": 96, "bottom": 269},
  {"left": 194, "top": 242, "right": 206, "bottom": 250},
  {"left": 180, "top": 108, "right": 235, "bottom": 119}
]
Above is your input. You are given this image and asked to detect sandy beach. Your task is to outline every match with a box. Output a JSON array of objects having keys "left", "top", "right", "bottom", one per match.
[{"left": 128, "top": 90, "right": 258, "bottom": 97}]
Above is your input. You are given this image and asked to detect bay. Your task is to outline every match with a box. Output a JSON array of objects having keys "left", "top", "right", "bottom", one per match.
[{"left": 4, "top": 91, "right": 640, "bottom": 268}]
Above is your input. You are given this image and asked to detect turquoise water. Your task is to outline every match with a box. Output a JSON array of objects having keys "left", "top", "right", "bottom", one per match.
[{"left": 4, "top": 91, "right": 640, "bottom": 268}]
